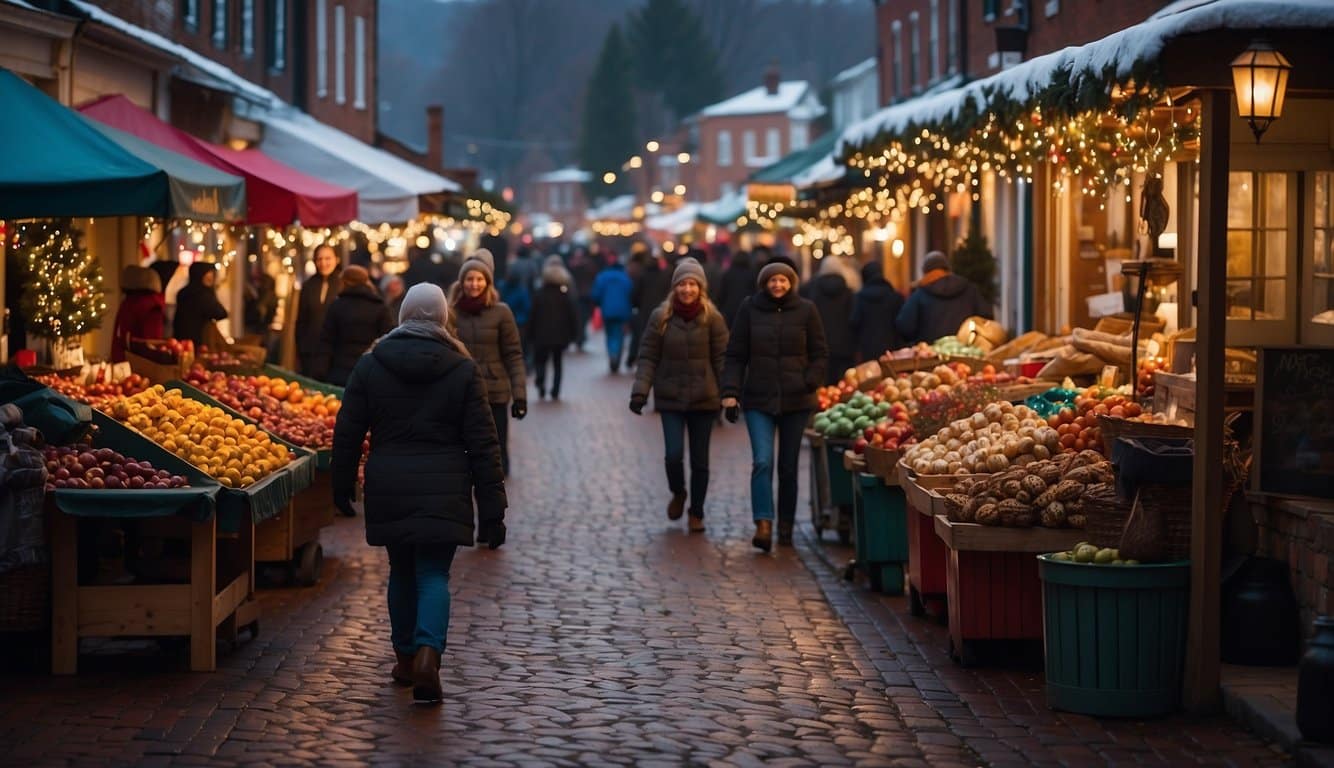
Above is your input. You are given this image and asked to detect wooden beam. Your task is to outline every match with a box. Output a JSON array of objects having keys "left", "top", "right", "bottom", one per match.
[
  {"left": 1184, "top": 89, "right": 1229, "bottom": 714},
  {"left": 190, "top": 517, "right": 217, "bottom": 672},
  {"left": 212, "top": 574, "right": 250, "bottom": 628},
  {"left": 77, "top": 585, "right": 191, "bottom": 636},
  {"left": 49, "top": 508, "right": 78, "bottom": 675}
]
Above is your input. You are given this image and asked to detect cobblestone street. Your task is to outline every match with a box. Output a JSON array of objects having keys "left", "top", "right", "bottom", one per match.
[{"left": 0, "top": 345, "right": 1288, "bottom": 767}]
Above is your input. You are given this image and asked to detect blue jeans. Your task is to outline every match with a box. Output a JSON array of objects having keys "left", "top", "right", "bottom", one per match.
[
  {"left": 386, "top": 543, "right": 458, "bottom": 655},
  {"left": 660, "top": 410, "right": 716, "bottom": 516},
  {"left": 604, "top": 317, "right": 628, "bottom": 369},
  {"left": 743, "top": 409, "right": 811, "bottom": 523}
]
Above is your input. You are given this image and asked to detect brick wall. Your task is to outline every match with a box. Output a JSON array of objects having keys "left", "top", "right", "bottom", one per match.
[
  {"left": 694, "top": 112, "right": 802, "bottom": 202},
  {"left": 874, "top": 0, "right": 957, "bottom": 105},
  {"left": 966, "top": 0, "right": 1173, "bottom": 79},
  {"left": 303, "top": 0, "right": 376, "bottom": 143},
  {"left": 1252, "top": 498, "right": 1334, "bottom": 640}
]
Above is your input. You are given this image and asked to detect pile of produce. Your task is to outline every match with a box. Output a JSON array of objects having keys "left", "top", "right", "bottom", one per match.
[
  {"left": 856, "top": 408, "right": 915, "bottom": 454},
  {"left": 814, "top": 392, "right": 895, "bottom": 440},
  {"left": 109, "top": 386, "right": 292, "bottom": 488},
  {"left": 878, "top": 342, "right": 939, "bottom": 368},
  {"left": 904, "top": 400, "right": 1056, "bottom": 476},
  {"left": 941, "top": 451, "right": 1111, "bottom": 528},
  {"left": 42, "top": 443, "right": 190, "bottom": 491},
  {"left": 128, "top": 338, "right": 193, "bottom": 364},
  {"left": 1049, "top": 543, "right": 1140, "bottom": 565},
  {"left": 34, "top": 372, "right": 151, "bottom": 410},
  {"left": 1137, "top": 356, "right": 1166, "bottom": 397},
  {"left": 185, "top": 368, "right": 338, "bottom": 449},
  {"left": 932, "top": 335, "right": 985, "bottom": 359}
]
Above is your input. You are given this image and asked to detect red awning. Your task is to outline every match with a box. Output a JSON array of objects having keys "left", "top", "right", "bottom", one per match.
[{"left": 78, "top": 95, "right": 358, "bottom": 227}]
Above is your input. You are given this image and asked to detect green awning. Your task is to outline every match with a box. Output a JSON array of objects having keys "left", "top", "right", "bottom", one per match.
[
  {"left": 87, "top": 122, "right": 247, "bottom": 222},
  {"left": 0, "top": 68, "right": 166, "bottom": 218},
  {"left": 748, "top": 130, "right": 841, "bottom": 185}
]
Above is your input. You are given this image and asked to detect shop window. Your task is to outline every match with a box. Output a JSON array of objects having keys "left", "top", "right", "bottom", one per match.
[
  {"left": 929, "top": 0, "right": 940, "bottom": 82},
  {"left": 909, "top": 12, "right": 921, "bottom": 93},
  {"left": 891, "top": 21, "right": 904, "bottom": 101},
  {"left": 241, "top": 0, "right": 254, "bottom": 57},
  {"left": 983, "top": 0, "right": 998, "bottom": 22},
  {"left": 1226, "top": 171, "right": 1289, "bottom": 322},
  {"left": 315, "top": 0, "right": 328, "bottom": 97},
  {"left": 266, "top": 0, "right": 286, "bottom": 71},
  {"left": 334, "top": 5, "right": 347, "bottom": 105},
  {"left": 790, "top": 122, "right": 808, "bottom": 152},
  {"left": 212, "top": 0, "right": 229, "bottom": 49},
  {"left": 717, "top": 130, "right": 732, "bottom": 167},
  {"left": 182, "top": 0, "right": 199, "bottom": 32},
  {"left": 1312, "top": 171, "right": 1334, "bottom": 326},
  {"left": 766, "top": 128, "right": 781, "bottom": 160},
  {"left": 742, "top": 130, "right": 756, "bottom": 165},
  {"left": 354, "top": 16, "right": 367, "bottom": 110}
]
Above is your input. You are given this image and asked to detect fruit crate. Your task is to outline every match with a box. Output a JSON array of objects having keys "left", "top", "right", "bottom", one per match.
[
  {"left": 1037, "top": 556, "right": 1190, "bottom": 717},
  {"left": 851, "top": 473, "right": 908, "bottom": 594}
]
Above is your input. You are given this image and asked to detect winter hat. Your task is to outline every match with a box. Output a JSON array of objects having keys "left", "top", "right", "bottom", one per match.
[
  {"left": 122, "top": 265, "right": 161, "bottom": 293},
  {"left": 341, "top": 265, "right": 371, "bottom": 289},
  {"left": 861, "top": 260, "right": 887, "bottom": 285},
  {"left": 398, "top": 282, "right": 450, "bottom": 330},
  {"left": 756, "top": 261, "right": 799, "bottom": 291},
  {"left": 922, "top": 250, "right": 951, "bottom": 274},
  {"left": 543, "top": 254, "right": 564, "bottom": 270},
  {"left": 541, "top": 263, "right": 571, "bottom": 287},
  {"left": 459, "top": 257, "right": 494, "bottom": 285},
  {"left": 671, "top": 257, "right": 707, "bottom": 290},
  {"left": 469, "top": 248, "right": 495, "bottom": 273}
]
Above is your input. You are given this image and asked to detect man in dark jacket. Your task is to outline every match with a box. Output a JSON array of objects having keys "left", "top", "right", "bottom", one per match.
[
  {"left": 568, "top": 247, "right": 600, "bottom": 350},
  {"left": 717, "top": 250, "right": 753, "bottom": 328},
  {"left": 851, "top": 261, "right": 906, "bottom": 363},
  {"left": 401, "top": 246, "right": 451, "bottom": 292},
  {"left": 896, "top": 250, "right": 993, "bottom": 344},
  {"left": 330, "top": 282, "right": 506, "bottom": 703},
  {"left": 296, "top": 245, "right": 342, "bottom": 376},
  {"left": 529, "top": 262, "right": 581, "bottom": 399},
  {"left": 629, "top": 252, "right": 672, "bottom": 366},
  {"left": 172, "top": 262, "right": 229, "bottom": 348},
  {"left": 800, "top": 257, "right": 857, "bottom": 384},
  {"left": 318, "top": 266, "right": 395, "bottom": 386}
]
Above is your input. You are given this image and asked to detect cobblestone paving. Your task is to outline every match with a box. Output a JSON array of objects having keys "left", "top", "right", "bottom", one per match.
[{"left": 0, "top": 343, "right": 1287, "bottom": 766}]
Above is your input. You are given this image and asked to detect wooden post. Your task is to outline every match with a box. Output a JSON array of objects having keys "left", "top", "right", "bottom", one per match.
[
  {"left": 189, "top": 516, "right": 217, "bottom": 672},
  {"left": 49, "top": 508, "right": 78, "bottom": 675},
  {"left": 1184, "top": 89, "right": 1229, "bottom": 713}
]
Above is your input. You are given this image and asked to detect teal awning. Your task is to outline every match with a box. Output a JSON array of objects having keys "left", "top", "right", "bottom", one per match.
[
  {"left": 87, "top": 122, "right": 247, "bottom": 222},
  {"left": 748, "top": 130, "right": 841, "bottom": 185},
  {"left": 0, "top": 68, "right": 166, "bottom": 218}
]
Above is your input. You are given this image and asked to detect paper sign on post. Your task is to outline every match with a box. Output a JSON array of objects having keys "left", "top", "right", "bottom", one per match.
[{"left": 1086, "top": 291, "right": 1125, "bottom": 318}]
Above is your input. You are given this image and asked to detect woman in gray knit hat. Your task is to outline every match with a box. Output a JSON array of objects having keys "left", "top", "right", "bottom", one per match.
[{"left": 629, "top": 258, "right": 729, "bottom": 532}]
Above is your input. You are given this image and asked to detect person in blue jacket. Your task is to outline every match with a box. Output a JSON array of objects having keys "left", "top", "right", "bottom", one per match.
[{"left": 591, "top": 253, "right": 634, "bottom": 373}]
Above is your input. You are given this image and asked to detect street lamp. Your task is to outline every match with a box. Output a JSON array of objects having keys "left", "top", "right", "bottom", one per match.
[{"left": 1231, "top": 39, "right": 1292, "bottom": 143}]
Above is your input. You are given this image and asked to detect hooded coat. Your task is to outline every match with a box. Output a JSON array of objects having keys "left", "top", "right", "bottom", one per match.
[
  {"left": 318, "top": 283, "right": 396, "bottom": 386},
  {"left": 721, "top": 290, "right": 829, "bottom": 415},
  {"left": 452, "top": 302, "right": 527, "bottom": 405},
  {"left": 895, "top": 272, "right": 993, "bottom": 344},
  {"left": 530, "top": 266, "right": 581, "bottom": 349},
  {"left": 632, "top": 305, "right": 729, "bottom": 412},
  {"left": 800, "top": 260, "right": 857, "bottom": 373},
  {"left": 331, "top": 333, "right": 506, "bottom": 547},
  {"left": 851, "top": 262, "right": 906, "bottom": 361},
  {"left": 172, "top": 262, "right": 229, "bottom": 347},
  {"left": 296, "top": 268, "right": 342, "bottom": 369}
]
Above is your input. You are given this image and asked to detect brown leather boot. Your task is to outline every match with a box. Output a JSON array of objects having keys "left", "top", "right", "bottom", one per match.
[
  {"left": 391, "top": 651, "right": 413, "bottom": 686},
  {"left": 412, "top": 646, "right": 442, "bottom": 703},
  {"left": 777, "top": 521, "right": 794, "bottom": 547},
  {"left": 687, "top": 514, "right": 705, "bottom": 533},
  {"left": 752, "top": 520, "right": 773, "bottom": 552},
  {"left": 667, "top": 492, "right": 687, "bottom": 520}
]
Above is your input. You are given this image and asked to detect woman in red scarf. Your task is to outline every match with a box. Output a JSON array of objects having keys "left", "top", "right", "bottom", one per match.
[
  {"left": 110, "top": 265, "right": 165, "bottom": 362},
  {"left": 629, "top": 258, "right": 730, "bottom": 532}
]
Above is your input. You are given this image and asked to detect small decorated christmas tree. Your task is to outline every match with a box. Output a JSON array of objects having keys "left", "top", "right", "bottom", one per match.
[{"left": 13, "top": 218, "right": 106, "bottom": 340}]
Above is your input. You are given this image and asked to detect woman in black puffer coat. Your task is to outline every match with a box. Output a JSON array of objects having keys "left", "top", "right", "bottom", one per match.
[
  {"left": 317, "top": 265, "right": 395, "bottom": 386},
  {"left": 331, "top": 283, "right": 506, "bottom": 705},
  {"left": 722, "top": 261, "right": 828, "bottom": 552},
  {"left": 629, "top": 258, "right": 729, "bottom": 532},
  {"left": 448, "top": 255, "right": 527, "bottom": 475}
]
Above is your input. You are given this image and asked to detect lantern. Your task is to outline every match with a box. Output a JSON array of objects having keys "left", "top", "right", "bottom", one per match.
[{"left": 1231, "top": 40, "right": 1292, "bottom": 142}]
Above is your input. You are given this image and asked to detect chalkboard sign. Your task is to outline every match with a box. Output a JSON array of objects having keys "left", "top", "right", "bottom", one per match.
[{"left": 1255, "top": 347, "right": 1334, "bottom": 499}]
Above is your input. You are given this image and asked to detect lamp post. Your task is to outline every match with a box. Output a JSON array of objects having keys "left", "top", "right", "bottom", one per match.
[{"left": 1231, "top": 39, "right": 1292, "bottom": 143}]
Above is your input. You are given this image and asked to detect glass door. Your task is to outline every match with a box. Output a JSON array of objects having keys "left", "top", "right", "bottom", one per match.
[
  {"left": 1225, "top": 170, "right": 1298, "bottom": 346},
  {"left": 1306, "top": 171, "right": 1334, "bottom": 345}
]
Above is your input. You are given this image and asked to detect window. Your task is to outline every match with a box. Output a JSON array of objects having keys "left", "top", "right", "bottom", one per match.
[
  {"left": 766, "top": 128, "right": 781, "bottom": 160},
  {"left": 182, "top": 0, "right": 199, "bottom": 32},
  {"left": 212, "top": 0, "right": 229, "bottom": 49},
  {"left": 315, "top": 0, "right": 328, "bottom": 97},
  {"left": 742, "top": 130, "right": 756, "bottom": 164},
  {"left": 909, "top": 13, "right": 921, "bottom": 92},
  {"left": 334, "top": 5, "right": 346, "bottom": 104},
  {"left": 983, "top": 0, "right": 999, "bottom": 21},
  {"left": 891, "top": 21, "right": 903, "bottom": 100},
  {"left": 790, "top": 122, "right": 809, "bottom": 152},
  {"left": 353, "top": 16, "right": 367, "bottom": 110},
  {"left": 717, "top": 130, "right": 732, "bottom": 167},
  {"left": 266, "top": 0, "right": 286, "bottom": 71},
  {"left": 1312, "top": 172, "right": 1334, "bottom": 327},
  {"left": 948, "top": 0, "right": 959, "bottom": 74},
  {"left": 1226, "top": 171, "right": 1291, "bottom": 323},
  {"left": 929, "top": 0, "right": 940, "bottom": 82},
  {"left": 241, "top": 0, "right": 254, "bottom": 57}
]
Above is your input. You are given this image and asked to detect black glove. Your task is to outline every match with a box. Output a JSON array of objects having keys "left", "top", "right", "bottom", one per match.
[
  {"left": 479, "top": 520, "right": 506, "bottom": 550},
  {"left": 334, "top": 494, "right": 356, "bottom": 517},
  {"left": 724, "top": 405, "right": 740, "bottom": 424},
  {"left": 629, "top": 397, "right": 645, "bottom": 415},
  {"left": 511, "top": 401, "right": 527, "bottom": 420}
]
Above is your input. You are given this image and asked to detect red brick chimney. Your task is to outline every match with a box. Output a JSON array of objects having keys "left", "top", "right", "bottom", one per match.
[
  {"left": 764, "top": 62, "right": 781, "bottom": 95},
  {"left": 426, "top": 105, "right": 443, "bottom": 171}
]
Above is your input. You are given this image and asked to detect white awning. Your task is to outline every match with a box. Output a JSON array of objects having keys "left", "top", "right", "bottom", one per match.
[
  {"left": 244, "top": 106, "right": 461, "bottom": 224},
  {"left": 645, "top": 203, "right": 700, "bottom": 236}
]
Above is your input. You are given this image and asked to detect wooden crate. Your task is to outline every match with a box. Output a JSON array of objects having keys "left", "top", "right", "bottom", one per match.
[{"left": 906, "top": 494, "right": 950, "bottom": 619}]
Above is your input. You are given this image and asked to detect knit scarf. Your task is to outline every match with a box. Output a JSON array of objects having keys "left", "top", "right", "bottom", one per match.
[
  {"left": 456, "top": 293, "right": 488, "bottom": 316},
  {"left": 672, "top": 297, "right": 703, "bottom": 322}
]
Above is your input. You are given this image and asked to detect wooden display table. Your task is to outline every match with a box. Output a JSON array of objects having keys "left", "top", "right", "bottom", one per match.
[
  {"left": 933, "top": 515, "right": 1085, "bottom": 666},
  {"left": 256, "top": 482, "right": 334, "bottom": 586},
  {"left": 898, "top": 463, "right": 950, "bottom": 619}
]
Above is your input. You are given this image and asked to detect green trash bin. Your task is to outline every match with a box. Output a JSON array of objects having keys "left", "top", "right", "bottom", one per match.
[
  {"left": 852, "top": 473, "right": 908, "bottom": 594},
  {"left": 825, "top": 441, "right": 854, "bottom": 508},
  {"left": 1038, "top": 555, "right": 1190, "bottom": 717}
]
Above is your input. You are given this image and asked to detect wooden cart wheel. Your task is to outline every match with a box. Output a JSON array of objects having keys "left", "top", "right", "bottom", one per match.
[{"left": 294, "top": 542, "right": 323, "bottom": 587}]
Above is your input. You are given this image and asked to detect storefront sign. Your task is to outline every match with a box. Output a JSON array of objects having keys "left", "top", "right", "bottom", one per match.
[{"left": 1255, "top": 346, "right": 1334, "bottom": 499}]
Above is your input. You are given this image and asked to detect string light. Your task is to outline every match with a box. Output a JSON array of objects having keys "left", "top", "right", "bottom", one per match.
[{"left": 12, "top": 219, "right": 106, "bottom": 339}]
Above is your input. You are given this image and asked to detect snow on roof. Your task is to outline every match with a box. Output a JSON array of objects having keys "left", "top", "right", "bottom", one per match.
[
  {"left": 586, "top": 194, "right": 638, "bottom": 221},
  {"left": 702, "top": 82, "right": 820, "bottom": 118},
  {"left": 838, "top": 0, "right": 1334, "bottom": 155},
  {"left": 66, "top": 0, "right": 282, "bottom": 108},
  {"left": 793, "top": 153, "right": 844, "bottom": 188},
  {"left": 645, "top": 203, "right": 701, "bottom": 236},
  {"left": 831, "top": 58, "right": 877, "bottom": 87},
  {"left": 535, "top": 168, "right": 592, "bottom": 184}
]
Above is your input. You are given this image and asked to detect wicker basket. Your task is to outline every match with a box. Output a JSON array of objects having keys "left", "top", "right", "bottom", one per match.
[
  {"left": 1083, "top": 482, "right": 1192, "bottom": 561},
  {"left": 0, "top": 563, "right": 50, "bottom": 633},
  {"left": 1097, "top": 415, "right": 1193, "bottom": 456}
]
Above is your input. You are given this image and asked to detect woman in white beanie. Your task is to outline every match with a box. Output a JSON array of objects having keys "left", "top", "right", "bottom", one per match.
[
  {"left": 629, "top": 258, "right": 730, "bottom": 532},
  {"left": 331, "top": 283, "right": 507, "bottom": 704},
  {"left": 448, "top": 256, "right": 527, "bottom": 474}
]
